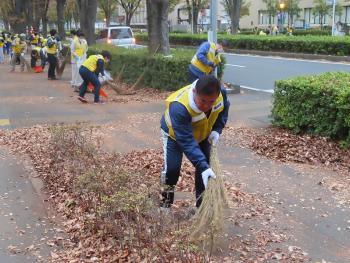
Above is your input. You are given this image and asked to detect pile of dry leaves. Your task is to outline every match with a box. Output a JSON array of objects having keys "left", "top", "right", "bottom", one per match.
[
  {"left": 0, "top": 123, "right": 311, "bottom": 262},
  {"left": 102, "top": 82, "right": 170, "bottom": 104},
  {"left": 223, "top": 126, "right": 350, "bottom": 173}
]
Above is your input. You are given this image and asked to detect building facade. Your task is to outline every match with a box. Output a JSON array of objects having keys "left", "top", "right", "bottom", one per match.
[
  {"left": 116, "top": 0, "right": 350, "bottom": 31},
  {"left": 240, "top": 0, "right": 350, "bottom": 29}
]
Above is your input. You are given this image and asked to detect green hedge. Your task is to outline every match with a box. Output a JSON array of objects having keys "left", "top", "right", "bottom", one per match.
[
  {"left": 293, "top": 28, "right": 331, "bottom": 36},
  {"left": 135, "top": 33, "right": 350, "bottom": 56},
  {"left": 88, "top": 44, "right": 225, "bottom": 91},
  {"left": 272, "top": 72, "right": 350, "bottom": 146}
]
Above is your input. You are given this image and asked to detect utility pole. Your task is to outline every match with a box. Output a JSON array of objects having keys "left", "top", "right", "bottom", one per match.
[
  {"left": 331, "top": 0, "right": 336, "bottom": 36},
  {"left": 208, "top": 0, "right": 217, "bottom": 43}
]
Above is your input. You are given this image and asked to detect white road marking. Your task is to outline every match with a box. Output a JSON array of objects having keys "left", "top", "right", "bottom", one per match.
[
  {"left": 225, "top": 63, "right": 246, "bottom": 68},
  {"left": 240, "top": 85, "right": 274, "bottom": 94},
  {"left": 223, "top": 53, "right": 350, "bottom": 66}
]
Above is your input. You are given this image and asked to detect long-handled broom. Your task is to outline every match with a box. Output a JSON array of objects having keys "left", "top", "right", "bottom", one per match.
[{"left": 190, "top": 146, "right": 228, "bottom": 255}]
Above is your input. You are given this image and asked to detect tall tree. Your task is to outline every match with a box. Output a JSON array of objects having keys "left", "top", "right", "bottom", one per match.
[
  {"left": 284, "top": 0, "right": 301, "bottom": 26},
  {"left": 5, "top": 0, "right": 27, "bottom": 33},
  {"left": 98, "top": 0, "right": 118, "bottom": 27},
  {"left": 56, "top": 0, "right": 66, "bottom": 39},
  {"left": 0, "top": 0, "right": 12, "bottom": 31},
  {"left": 222, "top": 0, "right": 250, "bottom": 34},
  {"left": 146, "top": 0, "right": 170, "bottom": 54},
  {"left": 116, "top": 0, "right": 142, "bottom": 26},
  {"left": 262, "top": 0, "right": 278, "bottom": 28},
  {"left": 185, "top": 0, "right": 208, "bottom": 34},
  {"left": 78, "top": 0, "right": 98, "bottom": 44},
  {"left": 312, "top": 0, "right": 341, "bottom": 29}
]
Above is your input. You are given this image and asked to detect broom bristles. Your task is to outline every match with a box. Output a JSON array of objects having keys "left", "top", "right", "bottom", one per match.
[{"left": 190, "top": 146, "right": 228, "bottom": 248}]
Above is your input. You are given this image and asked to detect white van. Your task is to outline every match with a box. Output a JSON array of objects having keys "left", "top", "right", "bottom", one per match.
[{"left": 96, "top": 26, "right": 136, "bottom": 47}]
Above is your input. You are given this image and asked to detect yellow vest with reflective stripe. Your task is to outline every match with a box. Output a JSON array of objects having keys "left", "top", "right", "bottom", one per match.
[
  {"left": 191, "top": 42, "right": 221, "bottom": 74},
  {"left": 13, "top": 38, "right": 26, "bottom": 54},
  {"left": 164, "top": 84, "right": 224, "bottom": 143},
  {"left": 46, "top": 36, "right": 57, "bottom": 54},
  {"left": 82, "top": 55, "right": 104, "bottom": 72}
]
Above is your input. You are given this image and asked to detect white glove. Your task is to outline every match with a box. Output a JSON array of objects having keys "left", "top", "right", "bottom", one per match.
[
  {"left": 102, "top": 75, "right": 108, "bottom": 82},
  {"left": 208, "top": 131, "right": 220, "bottom": 146},
  {"left": 20, "top": 52, "right": 24, "bottom": 57},
  {"left": 201, "top": 168, "right": 216, "bottom": 188}
]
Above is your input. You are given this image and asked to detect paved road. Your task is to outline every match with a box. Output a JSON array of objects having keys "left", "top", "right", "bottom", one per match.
[{"left": 223, "top": 53, "right": 350, "bottom": 92}]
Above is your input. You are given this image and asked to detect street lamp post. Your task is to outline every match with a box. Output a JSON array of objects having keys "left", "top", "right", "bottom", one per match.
[{"left": 279, "top": 2, "right": 285, "bottom": 33}]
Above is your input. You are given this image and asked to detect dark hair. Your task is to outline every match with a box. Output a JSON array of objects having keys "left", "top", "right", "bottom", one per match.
[
  {"left": 195, "top": 75, "right": 221, "bottom": 96},
  {"left": 49, "top": 29, "right": 57, "bottom": 36},
  {"left": 218, "top": 39, "right": 228, "bottom": 47},
  {"left": 101, "top": 50, "right": 111, "bottom": 60},
  {"left": 70, "top": 29, "right": 77, "bottom": 35},
  {"left": 78, "top": 32, "right": 85, "bottom": 37}
]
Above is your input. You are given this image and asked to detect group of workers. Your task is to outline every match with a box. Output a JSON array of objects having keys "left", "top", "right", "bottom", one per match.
[{"left": 1, "top": 28, "right": 230, "bottom": 209}]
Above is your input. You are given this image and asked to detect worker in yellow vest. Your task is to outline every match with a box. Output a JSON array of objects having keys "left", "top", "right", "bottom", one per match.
[
  {"left": 71, "top": 30, "right": 88, "bottom": 90},
  {"left": 29, "top": 32, "right": 40, "bottom": 49},
  {"left": 10, "top": 33, "right": 27, "bottom": 72},
  {"left": 188, "top": 39, "right": 228, "bottom": 83},
  {"left": 77, "top": 50, "right": 111, "bottom": 104},
  {"left": 159, "top": 75, "right": 230, "bottom": 208},
  {"left": 0, "top": 36, "right": 4, "bottom": 64},
  {"left": 46, "top": 29, "right": 60, "bottom": 80}
]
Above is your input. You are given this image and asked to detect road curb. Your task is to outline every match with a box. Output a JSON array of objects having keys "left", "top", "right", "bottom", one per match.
[{"left": 227, "top": 48, "right": 350, "bottom": 63}]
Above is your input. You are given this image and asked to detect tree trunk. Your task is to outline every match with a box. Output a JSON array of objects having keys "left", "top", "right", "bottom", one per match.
[
  {"left": 4, "top": 20, "right": 10, "bottom": 31},
  {"left": 193, "top": 6, "right": 199, "bottom": 34},
  {"left": 57, "top": 0, "right": 66, "bottom": 40},
  {"left": 146, "top": 0, "right": 170, "bottom": 54},
  {"left": 25, "top": 0, "right": 34, "bottom": 29},
  {"left": 42, "top": 17, "right": 48, "bottom": 37},
  {"left": 126, "top": 13, "right": 132, "bottom": 26},
  {"left": 10, "top": 0, "right": 27, "bottom": 33},
  {"left": 230, "top": 0, "right": 241, "bottom": 34},
  {"left": 79, "top": 0, "right": 97, "bottom": 45}
]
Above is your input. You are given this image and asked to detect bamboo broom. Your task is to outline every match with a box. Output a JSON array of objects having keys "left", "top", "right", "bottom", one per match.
[{"left": 190, "top": 146, "right": 228, "bottom": 255}]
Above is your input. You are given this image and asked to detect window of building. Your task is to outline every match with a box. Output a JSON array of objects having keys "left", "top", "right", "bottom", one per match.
[
  {"left": 304, "top": 8, "right": 312, "bottom": 24},
  {"left": 258, "top": 10, "right": 275, "bottom": 25},
  {"left": 345, "top": 6, "right": 350, "bottom": 23}
]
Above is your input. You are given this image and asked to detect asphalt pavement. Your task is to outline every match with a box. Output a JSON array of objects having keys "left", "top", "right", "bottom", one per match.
[{"left": 223, "top": 53, "right": 350, "bottom": 92}]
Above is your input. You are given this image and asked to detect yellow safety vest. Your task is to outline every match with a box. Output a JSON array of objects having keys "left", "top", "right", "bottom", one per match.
[
  {"left": 164, "top": 84, "right": 224, "bottom": 143},
  {"left": 31, "top": 35, "right": 39, "bottom": 45},
  {"left": 82, "top": 54, "right": 104, "bottom": 72},
  {"left": 73, "top": 37, "right": 87, "bottom": 57},
  {"left": 0, "top": 40, "right": 4, "bottom": 48},
  {"left": 191, "top": 42, "right": 221, "bottom": 74},
  {"left": 46, "top": 36, "right": 57, "bottom": 54},
  {"left": 13, "top": 38, "right": 26, "bottom": 54}
]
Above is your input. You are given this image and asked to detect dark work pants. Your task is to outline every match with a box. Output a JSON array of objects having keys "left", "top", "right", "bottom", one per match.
[
  {"left": 47, "top": 53, "right": 57, "bottom": 78},
  {"left": 78, "top": 66, "right": 101, "bottom": 103},
  {"left": 160, "top": 130, "right": 211, "bottom": 208}
]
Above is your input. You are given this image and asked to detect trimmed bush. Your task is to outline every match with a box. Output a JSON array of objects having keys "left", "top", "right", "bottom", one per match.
[
  {"left": 272, "top": 72, "right": 350, "bottom": 146},
  {"left": 293, "top": 28, "right": 331, "bottom": 36},
  {"left": 135, "top": 33, "right": 350, "bottom": 56},
  {"left": 88, "top": 44, "right": 225, "bottom": 91}
]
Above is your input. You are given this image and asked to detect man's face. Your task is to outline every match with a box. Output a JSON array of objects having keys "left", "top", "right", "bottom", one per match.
[{"left": 193, "top": 89, "right": 219, "bottom": 113}]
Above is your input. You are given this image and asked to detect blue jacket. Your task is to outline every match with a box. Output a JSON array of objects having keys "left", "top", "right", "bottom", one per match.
[
  {"left": 189, "top": 42, "right": 216, "bottom": 78},
  {"left": 161, "top": 87, "right": 230, "bottom": 173}
]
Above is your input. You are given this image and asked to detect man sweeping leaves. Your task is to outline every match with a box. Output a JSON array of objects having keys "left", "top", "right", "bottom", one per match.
[{"left": 160, "top": 75, "right": 230, "bottom": 208}]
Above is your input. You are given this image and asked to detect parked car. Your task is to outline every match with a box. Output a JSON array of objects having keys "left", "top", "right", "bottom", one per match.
[{"left": 96, "top": 26, "right": 141, "bottom": 48}]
